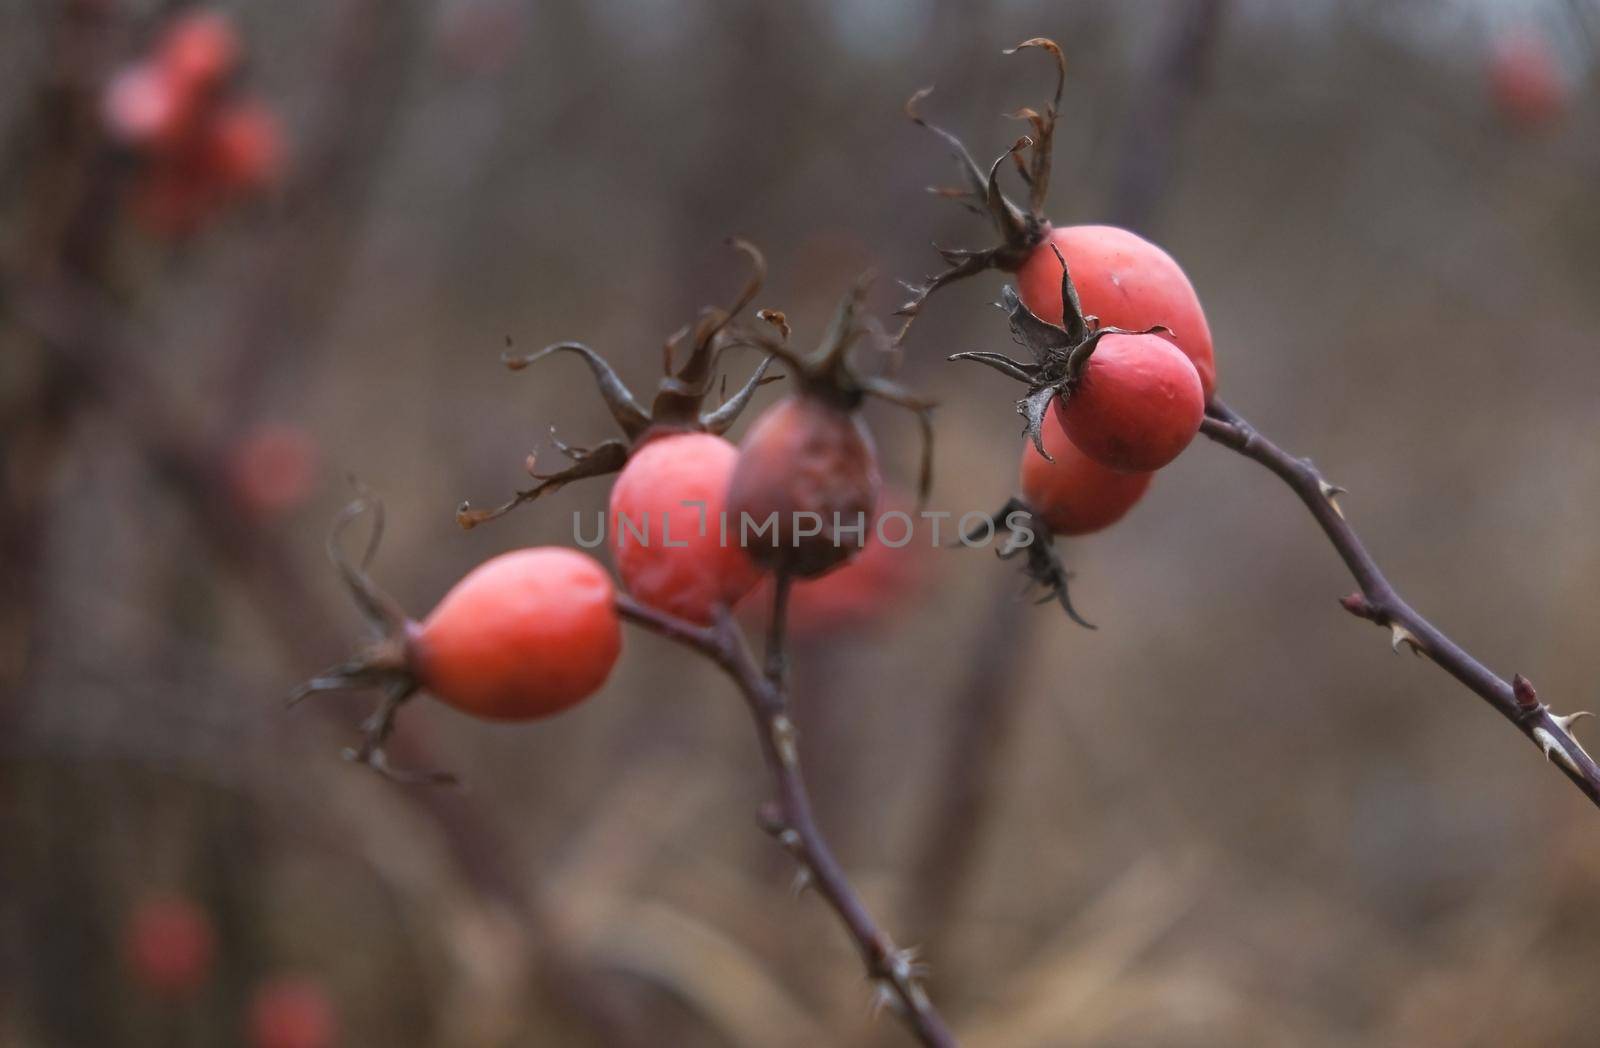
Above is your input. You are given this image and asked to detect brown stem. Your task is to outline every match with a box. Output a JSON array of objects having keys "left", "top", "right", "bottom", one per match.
[
  {"left": 616, "top": 594, "right": 959, "bottom": 1048},
  {"left": 905, "top": 572, "right": 1034, "bottom": 954},
  {"left": 1200, "top": 398, "right": 1600, "bottom": 809}
]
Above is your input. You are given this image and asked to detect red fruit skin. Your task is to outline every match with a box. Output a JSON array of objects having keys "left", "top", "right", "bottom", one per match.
[
  {"left": 103, "top": 65, "right": 190, "bottom": 149},
  {"left": 1489, "top": 30, "right": 1566, "bottom": 128},
  {"left": 159, "top": 11, "right": 241, "bottom": 93},
  {"left": 726, "top": 395, "right": 882, "bottom": 578},
  {"left": 1020, "top": 410, "right": 1153, "bottom": 535},
  {"left": 124, "top": 896, "right": 216, "bottom": 998},
  {"left": 610, "top": 432, "right": 762, "bottom": 624},
  {"left": 1018, "top": 225, "right": 1216, "bottom": 399},
  {"left": 411, "top": 548, "right": 621, "bottom": 721},
  {"left": 1055, "top": 332, "right": 1204, "bottom": 474},
  {"left": 249, "top": 978, "right": 336, "bottom": 1048},
  {"left": 209, "top": 99, "right": 285, "bottom": 191},
  {"left": 227, "top": 423, "right": 319, "bottom": 517},
  {"left": 742, "top": 492, "right": 926, "bottom": 637}
]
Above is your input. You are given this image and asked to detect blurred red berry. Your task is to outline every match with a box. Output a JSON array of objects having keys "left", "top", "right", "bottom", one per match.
[
  {"left": 210, "top": 98, "right": 286, "bottom": 192},
  {"left": 159, "top": 10, "right": 241, "bottom": 93},
  {"left": 124, "top": 895, "right": 216, "bottom": 998},
  {"left": 1489, "top": 29, "right": 1566, "bottom": 128},
  {"left": 785, "top": 501, "right": 926, "bottom": 638},
  {"left": 227, "top": 423, "right": 320, "bottom": 517},
  {"left": 103, "top": 65, "right": 187, "bottom": 148},
  {"left": 249, "top": 978, "right": 337, "bottom": 1048}
]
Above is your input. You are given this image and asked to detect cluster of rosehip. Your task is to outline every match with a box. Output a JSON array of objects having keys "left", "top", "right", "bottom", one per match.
[
  {"left": 123, "top": 895, "right": 334, "bottom": 1048},
  {"left": 292, "top": 40, "right": 1212, "bottom": 775},
  {"left": 103, "top": 10, "right": 283, "bottom": 235}
]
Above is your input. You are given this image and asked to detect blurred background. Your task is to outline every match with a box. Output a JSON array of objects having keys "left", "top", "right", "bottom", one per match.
[{"left": 4, "top": 0, "right": 1600, "bottom": 1044}]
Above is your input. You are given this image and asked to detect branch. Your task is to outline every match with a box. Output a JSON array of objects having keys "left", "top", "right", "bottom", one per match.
[
  {"left": 1200, "top": 398, "right": 1600, "bottom": 809},
  {"left": 616, "top": 593, "right": 959, "bottom": 1048}
]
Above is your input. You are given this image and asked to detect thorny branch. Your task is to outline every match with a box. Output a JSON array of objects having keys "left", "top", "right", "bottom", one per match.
[
  {"left": 1200, "top": 399, "right": 1600, "bottom": 810},
  {"left": 615, "top": 592, "right": 958, "bottom": 1048}
]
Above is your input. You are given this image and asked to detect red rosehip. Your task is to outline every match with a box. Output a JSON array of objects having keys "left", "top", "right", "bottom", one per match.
[
  {"left": 785, "top": 520, "right": 925, "bottom": 637},
  {"left": 1018, "top": 225, "right": 1216, "bottom": 399},
  {"left": 727, "top": 394, "right": 882, "bottom": 579},
  {"left": 124, "top": 895, "right": 216, "bottom": 998},
  {"left": 609, "top": 431, "right": 762, "bottom": 624},
  {"left": 209, "top": 98, "right": 285, "bottom": 192},
  {"left": 1054, "top": 332, "right": 1204, "bottom": 473},
  {"left": 227, "top": 423, "right": 319, "bottom": 517},
  {"left": 1021, "top": 409, "right": 1152, "bottom": 534},
  {"left": 249, "top": 977, "right": 336, "bottom": 1048},
  {"left": 103, "top": 64, "right": 189, "bottom": 148},
  {"left": 409, "top": 548, "right": 622, "bottom": 721},
  {"left": 1489, "top": 29, "right": 1566, "bottom": 129},
  {"left": 159, "top": 11, "right": 241, "bottom": 94}
]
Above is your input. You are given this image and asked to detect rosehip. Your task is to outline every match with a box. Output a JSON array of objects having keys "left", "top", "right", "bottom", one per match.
[
  {"left": 722, "top": 277, "right": 931, "bottom": 582},
  {"left": 124, "top": 895, "right": 216, "bottom": 998},
  {"left": 1020, "top": 409, "right": 1151, "bottom": 534},
  {"left": 1018, "top": 225, "right": 1216, "bottom": 398},
  {"left": 1055, "top": 332, "right": 1203, "bottom": 473},
  {"left": 1489, "top": 29, "right": 1566, "bottom": 128},
  {"left": 456, "top": 240, "right": 777, "bottom": 622},
  {"left": 210, "top": 98, "right": 285, "bottom": 192},
  {"left": 227, "top": 423, "right": 319, "bottom": 518},
  {"left": 409, "top": 548, "right": 621, "bottom": 721},
  {"left": 608, "top": 431, "right": 761, "bottom": 624},
  {"left": 780, "top": 503, "right": 925, "bottom": 637},
  {"left": 159, "top": 11, "right": 241, "bottom": 94},
  {"left": 103, "top": 65, "right": 186, "bottom": 148},
  {"left": 249, "top": 977, "right": 336, "bottom": 1048},
  {"left": 727, "top": 394, "right": 882, "bottom": 578},
  {"left": 293, "top": 492, "right": 624, "bottom": 780}
]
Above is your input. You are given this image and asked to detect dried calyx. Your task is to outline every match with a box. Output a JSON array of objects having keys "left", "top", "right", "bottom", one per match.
[
  {"left": 899, "top": 37, "right": 1065, "bottom": 338},
  {"left": 288, "top": 488, "right": 454, "bottom": 786},
  {"left": 950, "top": 246, "right": 1166, "bottom": 461},
  {"left": 963, "top": 497, "right": 1095, "bottom": 629},
  {"left": 727, "top": 274, "right": 937, "bottom": 502},
  {"left": 456, "top": 239, "right": 780, "bottom": 528}
]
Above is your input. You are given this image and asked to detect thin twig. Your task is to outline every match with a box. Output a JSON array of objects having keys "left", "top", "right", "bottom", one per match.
[
  {"left": 1200, "top": 398, "right": 1600, "bottom": 809},
  {"left": 616, "top": 594, "right": 959, "bottom": 1048}
]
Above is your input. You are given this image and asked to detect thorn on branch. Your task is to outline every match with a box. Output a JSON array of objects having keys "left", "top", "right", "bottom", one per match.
[
  {"left": 771, "top": 712, "right": 800, "bottom": 768},
  {"left": 1552, "top": 710, "right": 1593, "bottom": 734},
  {"left": 1318, "top": 478, "right": 1347, "bottom": 518},
  {"left": 1390, "top": 622, "right": 1422, "bottom": 656}
]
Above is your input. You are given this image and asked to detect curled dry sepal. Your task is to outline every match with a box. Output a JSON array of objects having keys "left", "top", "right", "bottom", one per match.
[
  {"left": 288, "top": 487, "right": 456, "bottom": 786},
  {"left": 898, "top": 37, "right": 1066, "bottom": 337},
  {"left": 455, "top": 238, "right": 780, "bottom": 528},
  {"left": 964, "top": 497, "right": 1095, "bottom": 629},
  {"left": 721, "top": 273, "right": 937, "bottom": 504},
  {"left": 950, "top": 250, "right": 1168, "bottom": 461}
]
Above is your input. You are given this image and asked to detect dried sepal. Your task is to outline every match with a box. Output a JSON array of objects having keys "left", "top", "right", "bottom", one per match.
[
  {"left": 467, "top": 241, "right": 778, "bottom": 527},
  {"left": 502, "top": 340, "right": 651, "bottom": 441},
  {"left": 973, "top": 497, "right": 1096, "bottom": 628},
  {"left": 898, "top": 38, "right": 1067, "bottom": 341},
  {"left": 455, "top": 435, "right": 631, "bottom": 529},
  {"left": 289, "top": 490, "right": 455, "bottom": 785},
  {"left": 955, "top": 278, "right": 1170, "bottom": 459},
  {"left": 723, "top": 276, "right": 940, "bottom": 505}
]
